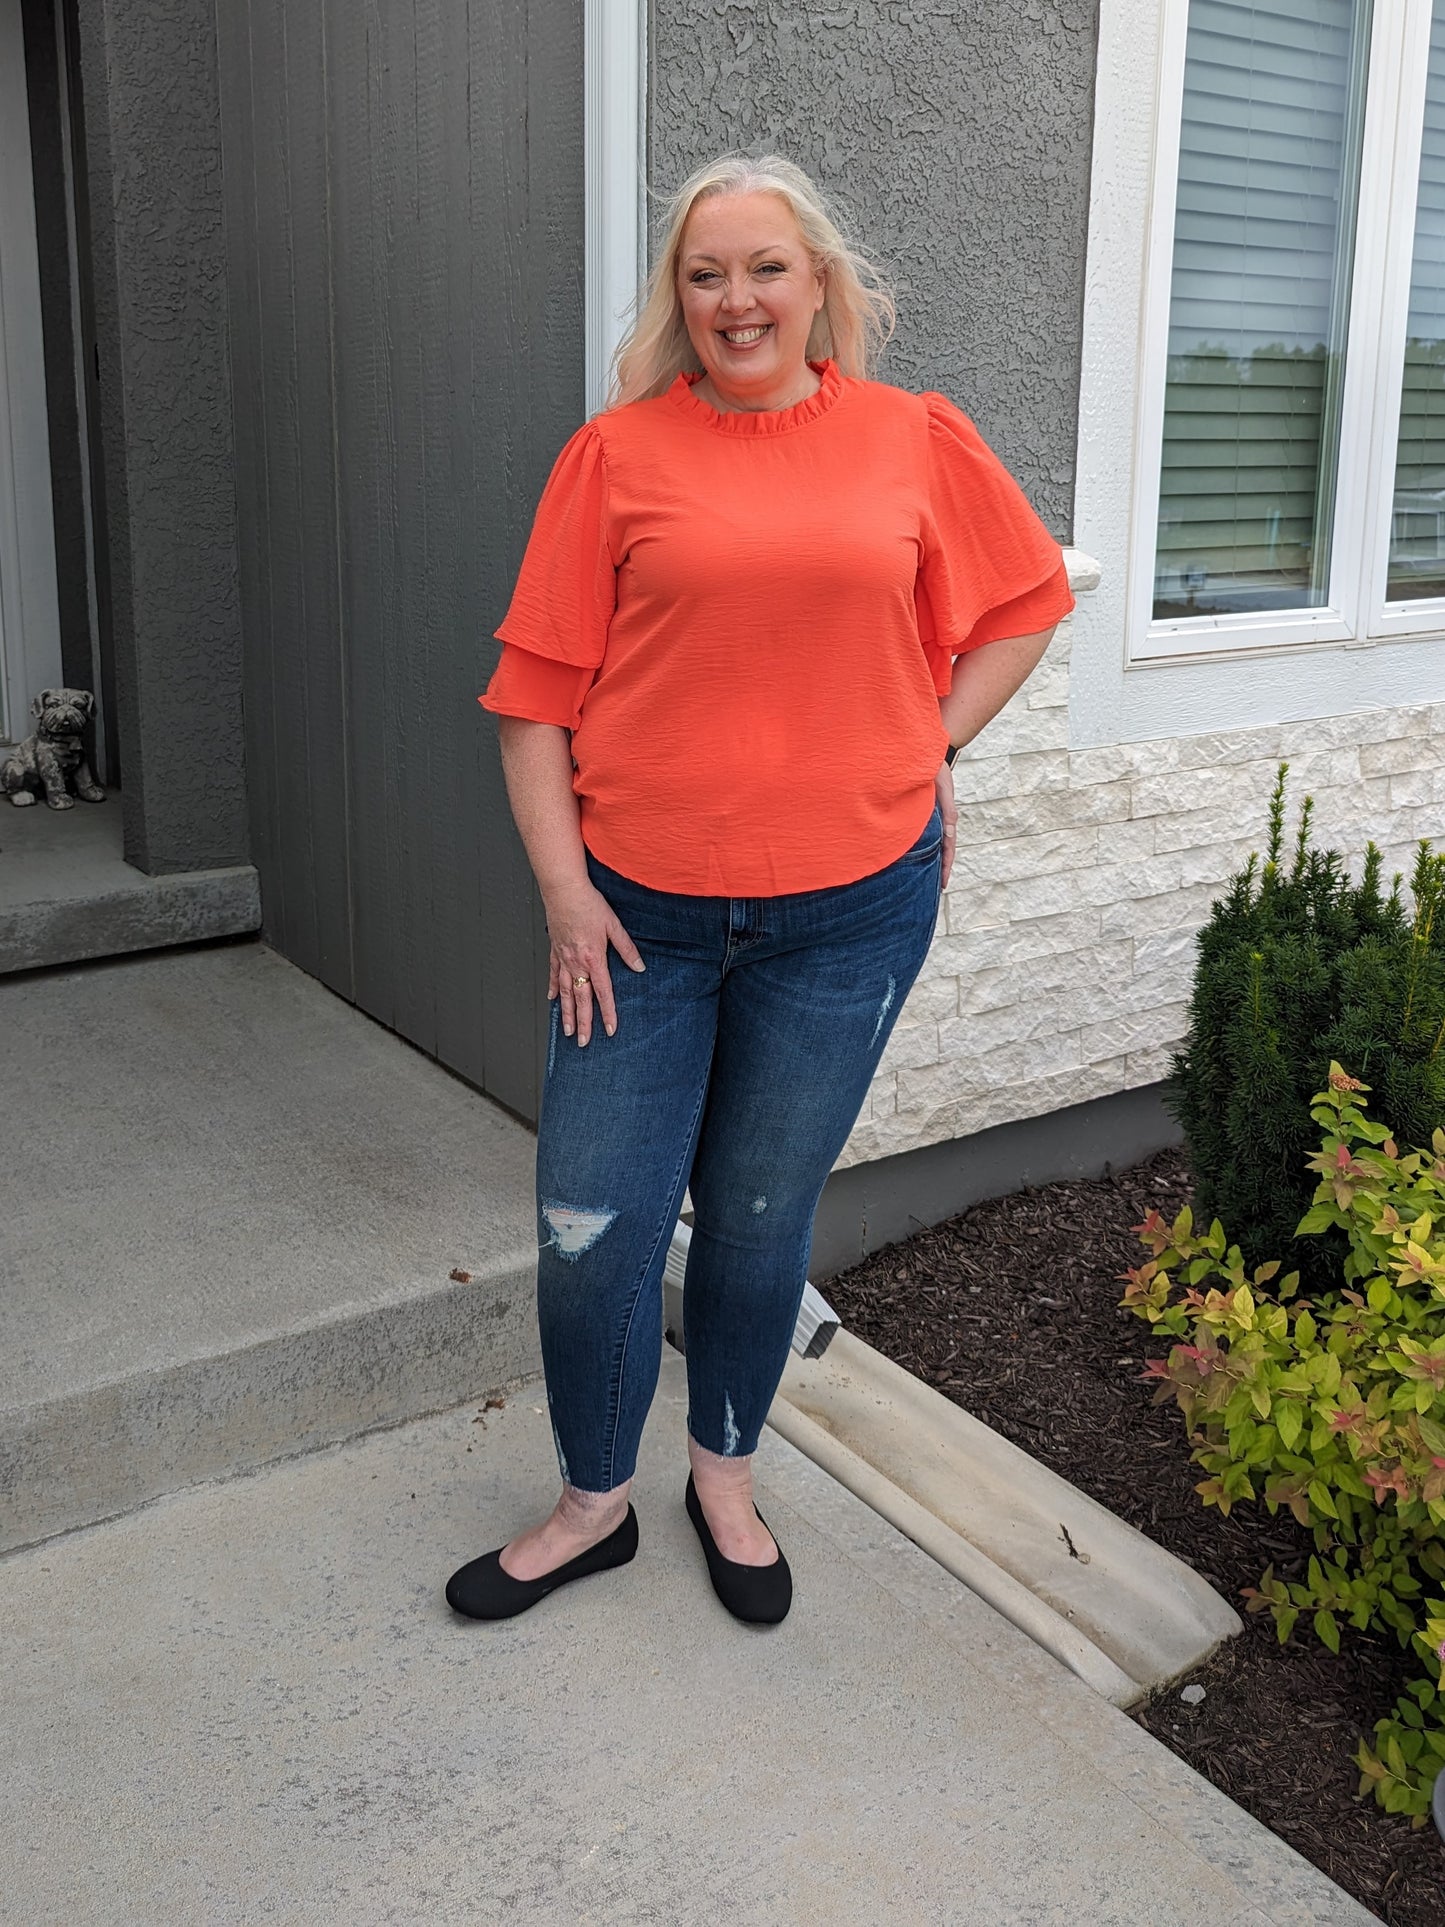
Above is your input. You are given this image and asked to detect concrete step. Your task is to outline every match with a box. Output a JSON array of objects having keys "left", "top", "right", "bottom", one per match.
[
  {"left": 0, "top": 785, "right": 259, "bottom": 972},
  {"left": 1, "top": 940, "right": 540, "bottom": 1552},
  {"left": 0, "top": 1346, "right": 1374, "bottom": 1926}
]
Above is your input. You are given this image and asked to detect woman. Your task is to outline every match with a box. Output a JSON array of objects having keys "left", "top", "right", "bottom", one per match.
[{"left": 446, "top": 153, "right": 1073, "bottom": 1627}]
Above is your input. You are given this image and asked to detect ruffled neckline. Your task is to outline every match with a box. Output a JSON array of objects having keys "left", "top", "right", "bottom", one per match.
[{"left": 664, "top": 357, "right": 843, "bottom": 435}]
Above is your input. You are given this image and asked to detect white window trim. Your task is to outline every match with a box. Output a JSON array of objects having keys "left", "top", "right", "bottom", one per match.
[
  {"left": 1072, "top": 0, "right": 1445, "bottom": 746},
  {"left": 0, "top": 0, "right": 63, "bottom": 746},
  {"left": 1360, "top": 5, "right": 1445, "bottom": 640},
  {"left": 1130, "top": 0, "right": 1368, "bottom": 662},
  {"left": 584, "top": 0, "right": 646, "bottom": 422},
  {"left": 1078, "top": 0, "right": 1445, "bottom": 743},
  {"left": 1134, "top": 0, "right": 1436, "bottom": 664}
]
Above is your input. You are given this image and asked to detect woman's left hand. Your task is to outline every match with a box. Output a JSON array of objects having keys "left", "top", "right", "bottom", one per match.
[{"left": 935, "top": 760, "right": 958, "bottom": 889}]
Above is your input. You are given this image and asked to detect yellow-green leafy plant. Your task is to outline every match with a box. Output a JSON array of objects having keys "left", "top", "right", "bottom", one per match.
[{"left": 1121, "top": 1066, "right": 1445, "bottom": 1822}]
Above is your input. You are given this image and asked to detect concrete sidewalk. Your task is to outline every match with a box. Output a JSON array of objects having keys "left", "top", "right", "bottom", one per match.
[
  {"left": 1, "top": 938, "right": 1374, "bottom": 1922},
  {"left": 3, "top": 1348, "right": 1371, "bottom": 1926}
]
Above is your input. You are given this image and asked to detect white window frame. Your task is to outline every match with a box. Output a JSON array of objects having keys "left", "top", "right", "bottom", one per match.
[
  {"left": 1130, "top": 0, "right": 1445, "bottom": 664},
  {"left": 584, "top": 0, "right": 646, "bottom": 421},
  {"left": 1360, "top": 4, "right": 1445, "bottom": 642},
  {"left": 1071, "top": 0, "right": 1445, "bottom": 746},
  {"left": 1131, "top": 0, "right": 1375, "bottom": 661}
]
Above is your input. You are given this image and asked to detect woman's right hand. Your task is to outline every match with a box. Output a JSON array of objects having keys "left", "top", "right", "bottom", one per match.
[{"left": 544, "top": 877, "right": 646, "bottom": 1046}]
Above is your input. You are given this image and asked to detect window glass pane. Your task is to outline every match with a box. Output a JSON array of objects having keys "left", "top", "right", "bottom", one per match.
[
  {"left": 1388, "top": 3, "right": 1445, "bottom": 602},
  {"left": 1154, "top": 0, "right": 1372, "bottom": 620}
]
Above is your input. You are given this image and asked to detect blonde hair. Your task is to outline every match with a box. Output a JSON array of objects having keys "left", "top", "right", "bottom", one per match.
[{"left": 608, "top": 153, "right": 897, "bottom": 409}]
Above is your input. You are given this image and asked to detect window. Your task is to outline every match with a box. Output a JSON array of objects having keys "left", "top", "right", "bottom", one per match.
[{"left": 1133, "top": 0, "right": 1445, "bottom": 661}]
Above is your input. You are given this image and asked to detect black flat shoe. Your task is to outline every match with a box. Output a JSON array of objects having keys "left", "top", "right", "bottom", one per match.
[
  {"left": 445, "top": 1504, "right": 638, "bottom": 1621},
  {"left": 685, "top": 1472, "right": 792, "bottom": 1625}
]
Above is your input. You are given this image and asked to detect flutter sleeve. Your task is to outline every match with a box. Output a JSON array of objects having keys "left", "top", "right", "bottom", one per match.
[
  {"left": 478, "top": 420, "right": 616, "bottom": 729},
  {"left": 915, "top": 391, "right": 1075, "bottom": 697}
]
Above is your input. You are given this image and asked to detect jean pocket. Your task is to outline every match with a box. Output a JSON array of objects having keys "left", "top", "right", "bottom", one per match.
[{"left": 898, "top": 805, "right": 944, "bottom": 867}]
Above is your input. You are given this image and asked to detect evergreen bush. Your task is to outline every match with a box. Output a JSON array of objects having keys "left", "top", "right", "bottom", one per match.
[{"left": 1169, "top": 765, "right": 1445, "bottom": 1287}]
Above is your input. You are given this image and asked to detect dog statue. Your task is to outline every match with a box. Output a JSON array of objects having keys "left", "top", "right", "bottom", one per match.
[{"left": 1, "top": 688, "right": 106, "bottom": 808}]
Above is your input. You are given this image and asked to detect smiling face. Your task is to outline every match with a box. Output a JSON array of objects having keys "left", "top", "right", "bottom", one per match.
[{"left": 676, "top": 190, "right": 827, "bottom": 412}]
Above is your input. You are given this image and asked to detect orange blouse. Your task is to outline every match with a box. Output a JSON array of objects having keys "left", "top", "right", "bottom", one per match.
[{"left": 480, "top": 357, "right": 1073, "bottom": 895}]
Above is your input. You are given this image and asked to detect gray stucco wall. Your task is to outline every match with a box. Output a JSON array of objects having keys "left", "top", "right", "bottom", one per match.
[
  {"left": 648, "top": 2, "right": 1099, "bottom": 539},
  {"left": 73, "top": 0, "right": 246, "bottom": 871}
]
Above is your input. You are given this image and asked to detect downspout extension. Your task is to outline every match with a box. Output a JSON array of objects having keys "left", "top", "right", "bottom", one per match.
[
  {"left": 764, "top": 1392, "right": 1140, "bottom": 1706},
  {"left": 663, "top": 1219, "right": 1239, "bottom": 1708}
]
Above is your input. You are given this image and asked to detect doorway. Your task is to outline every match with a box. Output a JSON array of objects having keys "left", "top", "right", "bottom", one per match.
[{"left": 0, "top": 0, "right": 63, "bottom": 749}]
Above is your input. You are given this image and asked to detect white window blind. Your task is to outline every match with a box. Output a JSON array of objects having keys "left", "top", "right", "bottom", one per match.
[{"left": 1153, "top": 0, "right": 1372, "bottom": 620}]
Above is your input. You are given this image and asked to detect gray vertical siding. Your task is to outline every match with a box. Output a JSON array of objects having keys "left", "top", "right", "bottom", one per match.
[
  {"left": 648, "top": 2, "right": 1099, "bottom": 539},
  {"left": 72, "top": 0, "right": 246, "bottom": 866},
  {"left": 216, "top": 0, "right": 583, "bottom": 1121}
]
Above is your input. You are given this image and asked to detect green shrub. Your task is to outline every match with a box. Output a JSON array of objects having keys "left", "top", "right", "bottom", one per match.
[
  {"left": 1169, "top": 764, "right": 1445, "bottom": 1288},
  {"left": 1122, "top": 1067, "right": 1445, "bottom": 1822}
]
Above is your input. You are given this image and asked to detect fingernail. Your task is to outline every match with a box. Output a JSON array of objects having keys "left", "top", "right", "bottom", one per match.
[
  {"left": 632, "top": 961, "right": 646, "bottom": 971},
  {"left": 605, "top": 1022, "right": 615, "bottom": 1036},
  {"left": 563, "top": 1022, "right": 573, "bottom": 1036}
]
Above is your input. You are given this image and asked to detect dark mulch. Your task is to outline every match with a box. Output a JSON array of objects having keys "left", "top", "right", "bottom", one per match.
[{"left": 824, "top": 1149, "right": 1444, "bottom": 1926}]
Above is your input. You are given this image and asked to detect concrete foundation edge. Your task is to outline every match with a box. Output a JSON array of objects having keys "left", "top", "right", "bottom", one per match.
[
  {"left": 812, "top": 1080, "right": 1183, "bottom": 1274},
  {"left": 0, "top": 1262, "right": 541, "bottom": 1553}
]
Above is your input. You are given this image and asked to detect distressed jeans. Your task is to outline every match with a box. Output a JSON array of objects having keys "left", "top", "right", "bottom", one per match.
[{"left": 533, "top": 802, "right": 945, "bottom": 1493}]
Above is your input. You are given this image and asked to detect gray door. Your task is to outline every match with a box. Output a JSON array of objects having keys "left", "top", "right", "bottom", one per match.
[{"left": 216, "top": 0, "right": 582, "bottom": 1123}]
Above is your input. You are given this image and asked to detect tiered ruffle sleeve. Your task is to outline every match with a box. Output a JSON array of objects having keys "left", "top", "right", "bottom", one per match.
[
  {"left": 913, "top": 392, "right": 1075, "bottom": 697},
  {"left": 478, "top": 422, "right": 615, "bottom": 731}
]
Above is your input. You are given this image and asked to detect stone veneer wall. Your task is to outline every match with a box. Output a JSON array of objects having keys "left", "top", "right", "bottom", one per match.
[{"left": 839, "top": 552, "right": 1445, "bottom": 1168}]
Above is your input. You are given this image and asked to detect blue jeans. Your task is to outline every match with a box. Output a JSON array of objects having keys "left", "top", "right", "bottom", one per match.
[{"left": 533, "top": 803, "right": 945, "bottom": 1492}]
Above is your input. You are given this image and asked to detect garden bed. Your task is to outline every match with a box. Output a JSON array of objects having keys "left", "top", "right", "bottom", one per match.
[{"left": 824, "top": 1148, "right": 1442, "bottom": 1926}]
